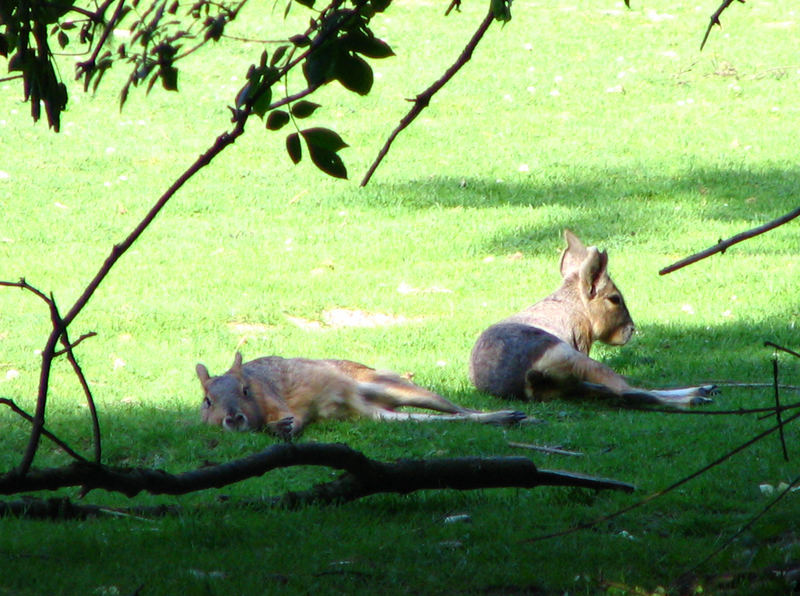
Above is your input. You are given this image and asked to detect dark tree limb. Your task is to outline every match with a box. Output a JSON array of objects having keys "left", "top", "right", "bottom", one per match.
[
  {"left": 0, "top": 442, "right": 633, "bottom": 500},
  {"left": 360, "top": 8, "right": 495, "bottom": 187},
  {"left": 659, "top": 206, "right": 800, "bottom": 275},
  {"left": 0, "top": 399, "right": 87, "bottom": 463},
  {"left": 700, "top": 0, "right": 745, "bottom": 51},
  {"left": 3, "top": 118, "right": 250, "bottom": 478}
]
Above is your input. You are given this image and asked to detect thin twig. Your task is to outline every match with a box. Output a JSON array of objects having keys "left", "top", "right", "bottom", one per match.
[
  {"left": 626, "top": 401, "right": 800, "bottom": 416},
  {"left": 771, "top": 356, "right": 789, "bottom": 462},
  {"left": 0, "top": 399, "right": 87, "bottom": 463},
  {"left": 360, "top": 8, "right": 495, "bottom": 187},
  {"left": 524, "top": 409, "right": 800, "bottom": 543},
  {"left": 508, "top": 441, "right": 584, "bottom": 457},
  {"left": 5, "top": 0, "right": 374, "bottom": 478},
  {"left": 679, "top": 473, "right": 800, "bottom": 582},
  {"left": 714, "top": 381, "right": 800, "bottom": 392},
  {"left": 659, "top": 206, "right": 800, "bottom": 275},
  {"left": 52, "top": 332, "right": 97, "bottom": 357},
  {"left": 700, "top": 0, "right": 743, "bottom": 51},
  {"left": 12, "top": 119, "right": 250, "bottom": 479},
  {"left": 765, "top": 341, "right": 800, "bottom": 360}
]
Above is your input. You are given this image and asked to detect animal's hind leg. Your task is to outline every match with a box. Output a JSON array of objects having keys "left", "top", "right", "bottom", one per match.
[
  {"left": 357, "top": 379, "right": 475, "bottom": 415},
  {"left": 526, "top": 344, "right": 715, "bottom": 407},
  {"left": 373, "top": 409, "right": 528, "bottom": 426}
]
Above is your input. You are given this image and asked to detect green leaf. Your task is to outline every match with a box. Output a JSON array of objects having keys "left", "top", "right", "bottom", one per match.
[
  {"left": 266, "top": 110, "right": 290, "bottom": 130},
  {"left": 345, "top": 34, "right": 394, "bottom": 59},
  {"left": 289, "top": 34, "right": 311, "bottom": 47},
  {"left": 334, "top": 53, "right": 372, "bottom": 96},
  {"left": 252, "top": 86, "right": 272, "bottom": 118},
  {"left": 300, "top": 127, "right": 348, "bottom": 178},
  {"left": 300, "top": 127, "right": 348, "bottom": 152},
  {"left": 294, "top": 0, "right": 315, "bottom": 7},
  {"left": 57, "top": 31, "right": 69, "bottom": 49},
  {"left": 370, "top": 0, "right": 391, "bottom": 12},
  {"left": 160, "top": 65, "right": 178, "bottom": 91},
  {"left": 491, "top": 0, "right": 512, "bottom": 22},
  {"left": 235, "top": 82, "right": 251, "bottom": 109},
  {"left": 290, "top": 101, "right": 321, "bottom": 119},
  {"left": 303, "top": 49, "right": 334, "bottom": 87},
  {"left": 286, "top": 132, "right": 302, "bottom": 164},
  {"left": 270, "top": 45, "right": 289, "bottom": 66},
  {"left": 306, "top": 143, "right": 348, "bottom": 179}
]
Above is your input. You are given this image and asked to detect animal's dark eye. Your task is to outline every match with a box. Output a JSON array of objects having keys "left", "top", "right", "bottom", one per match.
[
  {"left": 202, "top": 396, "right": 211, "bottom": 409},
  {"left": 242, "top": 385, "right": 250, "bottom": 398},
  {"left": 607, "top": 294, "right": 622, "bottom": 306}
]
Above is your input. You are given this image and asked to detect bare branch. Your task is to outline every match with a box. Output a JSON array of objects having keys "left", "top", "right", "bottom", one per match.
[
  {"left": 0, "top": 442, "right": 634, "bottom": 499},
  {"left": 507, "top": 441, "right": 585, "bottom": 457},
  {"left": 13, "top": 118, "right": 251, "bottom": 478},
  {"left": 525, "top": 409, "right": 800, "bottom": 543},
  {"left": 659, "top": 206, "right": 800, "bottom": 275},
  {"left": 764, "top": 341, "right": 800, "bottom": 360},
  {"left": 360, "top": 8, "right": 495, "bottom": 186},
  {"left": 52, "top": 332, "right": 97, "bottom": 357},
  {"left": 700, "top": 0, "right": 745, "bottom": 51},
  {"left": 680, "top": 472, "right": 800, "bottom": 580},
  {"left": 0, "top": 399, "right": 87, "bottom": 463}
]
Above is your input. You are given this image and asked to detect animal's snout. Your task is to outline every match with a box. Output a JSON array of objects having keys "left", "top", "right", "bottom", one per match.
[
  {"left": 621, "top": 323, "right": 635, "bottom": 344},
  {"left": 222, "top": 411, "right": 249, "bottom": 431},
  {"left": 606, "top": 322, "right": 635, "bottom": 346}
]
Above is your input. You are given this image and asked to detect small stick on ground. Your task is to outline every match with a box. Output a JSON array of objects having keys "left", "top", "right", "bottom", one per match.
[{"left": 508, "top": 441, "right": 584, "bottom": 457}]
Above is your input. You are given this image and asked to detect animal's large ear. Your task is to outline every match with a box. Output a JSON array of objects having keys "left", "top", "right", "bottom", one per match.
[
  {"left": 196, "top": 363, "right": 211, "bottom": 386},
  {"left": 559, "top": 229, "right": 588, "bottom": 278},
  {"left": 578, "top": 247, "right": 609, "bottom": 299}
]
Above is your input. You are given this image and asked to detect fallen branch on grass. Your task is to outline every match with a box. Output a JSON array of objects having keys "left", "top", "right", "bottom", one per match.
[
  {"left": 507, "top": 441, "right": 585, "bottom": 457},
  {"left": 0, "top": 442, "right": 634, "bottom": 518}
]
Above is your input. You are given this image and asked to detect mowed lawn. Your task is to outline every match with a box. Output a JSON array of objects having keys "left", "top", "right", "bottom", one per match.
[{"left": 1, "top": 0, "right": 799, "bottom": 594}]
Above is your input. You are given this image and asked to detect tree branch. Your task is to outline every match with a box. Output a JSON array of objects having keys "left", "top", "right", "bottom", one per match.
[
  {"left": 360, "top": 8, "right": 495, "bottom": 187},
  {"left": 700, "top": 0, "right": 744, "bottom": 51},
  {"left": 525, "top": 408, "right": 800, "bottom": 544},
  {"left": 0, "top": 442, "right": 634, "bottom": 499},
  {"left": 10, "top": 116, "right": 251, "bottom": 478},
  {"left": 659, "top": 206, "right": 800, "bottom": 275},
  {"left": 0, "top": 399, "right": 87, "bottom": 463}
]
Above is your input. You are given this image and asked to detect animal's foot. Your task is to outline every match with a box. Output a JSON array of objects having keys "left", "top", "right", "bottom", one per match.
[
  {"left": 688, "top": 395, "right": 714, "bottom": 406},
  {"left": 485, "top": 410, "right": 529, "bottom": 426},
  {"left": 274, "top": 416, "right": 295, "bottom": 440},
  {"left": 697, "top": 384, "right": 719, "bottom": 397}
]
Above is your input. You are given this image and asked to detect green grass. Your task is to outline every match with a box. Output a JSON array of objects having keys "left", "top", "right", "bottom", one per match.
[{"left": 1, "top": 0, "right": 800, "bottom": 593}]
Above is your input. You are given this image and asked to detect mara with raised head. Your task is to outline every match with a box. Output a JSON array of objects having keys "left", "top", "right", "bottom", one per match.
[
  {"left": 197, "top": 353, "right": 526, "bottom": 437},
  {"left": 469, "top": 230, "right": 716, "bottom": 407}
]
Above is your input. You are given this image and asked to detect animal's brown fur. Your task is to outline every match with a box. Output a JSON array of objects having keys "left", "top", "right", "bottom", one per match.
[
  {"left": 469, "top": 230, "right": 716, "bottom": 407},
  {"left": 197, "top": 353, "right": 526, "bottom": 436}
]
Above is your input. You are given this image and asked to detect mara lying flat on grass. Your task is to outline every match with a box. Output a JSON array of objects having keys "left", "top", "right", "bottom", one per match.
[
  {"left": 469, "top": 230, "right": 717, "bottom": 408},
  {"left": 197, "top": 353, "right": 526, "bottom": 437}
]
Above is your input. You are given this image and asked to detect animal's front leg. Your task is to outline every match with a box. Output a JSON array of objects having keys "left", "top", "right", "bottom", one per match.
[{"left": 267, "top": 416, "right": 296, "bottom": 441}]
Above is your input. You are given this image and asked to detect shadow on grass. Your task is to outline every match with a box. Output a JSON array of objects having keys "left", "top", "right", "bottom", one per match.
[
  {"left": 356, "top": 164, "right": 800, "bottom": 253},
  {"left": 363, "top": 165, "right": 800, "bottom": 212}
]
